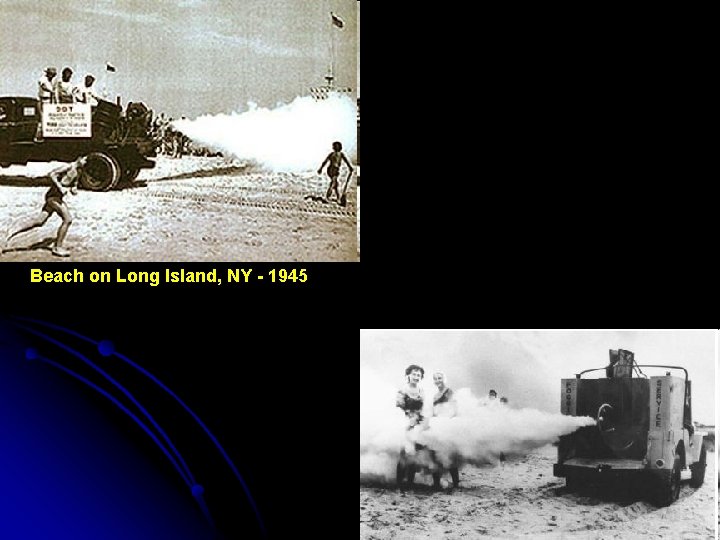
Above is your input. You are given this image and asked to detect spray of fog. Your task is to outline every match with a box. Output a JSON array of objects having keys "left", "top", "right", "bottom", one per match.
[
  {"left": 360, "top": 367, "right": 595, "bottom": 482},
  {"left": 173, "top": 94, "right": 357, "bottom": 173}
]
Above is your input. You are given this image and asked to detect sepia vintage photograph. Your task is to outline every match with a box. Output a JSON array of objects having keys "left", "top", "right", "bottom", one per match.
[
  {"left": 360, "top": 330, "right": 715, "bottom": 539},
  {"left": 0, "top": 0, "right": 359, "bottom": 261}
]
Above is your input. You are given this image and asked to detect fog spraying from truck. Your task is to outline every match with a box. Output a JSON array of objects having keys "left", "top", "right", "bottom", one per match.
[
  {"left": 360, "top": 367, "right": 596, "bottom": 482},
  {"left": 173, "top": 94, "right": 357, "bottom": 172}
]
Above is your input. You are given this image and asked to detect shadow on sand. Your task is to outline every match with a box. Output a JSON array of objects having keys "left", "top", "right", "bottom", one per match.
[
  {"left": 2, "top": 236, "right": 54, "bottom": 254},
  {"left": 0, "top": 176, "right": 50, "bottom": 188},
  {"left": 148, "top": 165, "right": 249, "bottom": 183},
  {"left": 0, "top": 164, "right": 249, "bottom": 189}
]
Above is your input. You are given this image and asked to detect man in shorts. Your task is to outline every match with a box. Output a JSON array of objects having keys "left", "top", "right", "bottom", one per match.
[{"left": 2, "top": 156, "right": 87, "bottom": 257}]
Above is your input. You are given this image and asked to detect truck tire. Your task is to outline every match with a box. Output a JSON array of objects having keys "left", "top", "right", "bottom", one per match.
[
  {"left": 689, "top": 444, "right": 706, "bottom": 488},
  {"left": 80, "top": 152, "right": 121, "bottom": 191},
  {"left": 654, "top": 457, "right": 681, "bottom": 507},
  {"left": 122, "top": 168, "right": 140, "bottom": 183}
]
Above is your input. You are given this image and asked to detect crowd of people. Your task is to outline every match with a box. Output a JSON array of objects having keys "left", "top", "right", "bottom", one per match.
[
  {"left": 148, "top": 113, "right": 221, "bottom": 159},
  {"left": 394, "top": 364, "right": 511, "bottom": 491}
]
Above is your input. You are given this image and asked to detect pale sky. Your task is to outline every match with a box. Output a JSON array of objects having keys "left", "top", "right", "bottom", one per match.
[
  {"left": 360, "top": 330, "right": 716, "bottom": 425},
  {"left": 0, "top": 0, "right": 357, "bottom": 118}
]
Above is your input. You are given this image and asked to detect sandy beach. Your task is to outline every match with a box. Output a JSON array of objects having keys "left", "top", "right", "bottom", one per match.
[
  {"left": 360, "top": 445, "right": 715, "bottom": 540},
  {"left": 0, "top": 156, "right": 358, "bottom": 261}
]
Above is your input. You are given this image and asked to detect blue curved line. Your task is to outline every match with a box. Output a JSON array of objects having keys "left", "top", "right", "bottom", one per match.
[
  {"left": 12, "top": 316, "right": 267, "bottom": 537},
  {"left": 33, "top": 354, "right": 192, "bottom": 488},
  {"left": 12, "top": 323, "right": 197, "bottom": 488},
  {"left": 114, "top": 346, "right": 268, "bottom": 536},
  {"left": 33, "top": 354, "right": 216, "bottom": 528}
]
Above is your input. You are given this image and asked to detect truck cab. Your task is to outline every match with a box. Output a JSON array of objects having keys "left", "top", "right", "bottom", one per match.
[{"left": 0, "top": 96, "right": 156, "bottom": 190}]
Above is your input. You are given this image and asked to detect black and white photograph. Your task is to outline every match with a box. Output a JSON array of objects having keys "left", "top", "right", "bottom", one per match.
[
  {"left": 0, "top": 0, "right": 359, "bottom": 261},
  {"left": 360, "top": 330, "right": 715, "bottom": 539}
]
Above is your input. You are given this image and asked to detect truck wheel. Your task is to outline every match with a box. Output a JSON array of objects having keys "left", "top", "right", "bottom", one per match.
[
  {"left": 689, "top": 444, "right": 706, "bottom": 488},
  {"left": 80, "top": 152, "right": 121, "bottom": 191},
  {"left": 122, "top": 168, "right": 140, "bottom": 183},
  {"left": 654, "top": 457, "right": 681, "bottom": 507}
]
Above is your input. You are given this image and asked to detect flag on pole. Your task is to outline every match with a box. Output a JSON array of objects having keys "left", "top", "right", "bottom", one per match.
[
  {"left": 106, "top": 62, "right": 116, "bottom": 72},
  {"left": 330, "top": 12, "right": 344, "bottom": 28}
]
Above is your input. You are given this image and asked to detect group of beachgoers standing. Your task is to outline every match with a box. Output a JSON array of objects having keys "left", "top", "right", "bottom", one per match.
[
  {"left": 395, "top": 364, "right": 460, "bottom": 490},
  {"left": 395, "top": 364, "right": 509, "bottom": 490}
]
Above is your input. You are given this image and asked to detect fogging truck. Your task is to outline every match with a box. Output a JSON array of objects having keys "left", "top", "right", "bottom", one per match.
[
  {"left": 554, "top": 349, "right": 707, "bottom": 506},
  {"left": 0, "top": 96, "right": 156, "bottom": 191}
]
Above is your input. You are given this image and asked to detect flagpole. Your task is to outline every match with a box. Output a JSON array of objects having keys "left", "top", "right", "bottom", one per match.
[
  {"left": 331, "top": 15, "right": 335, "bottom": 88},
  {"left": 327, "top": 1, "right": 333, "bottom": 87}
]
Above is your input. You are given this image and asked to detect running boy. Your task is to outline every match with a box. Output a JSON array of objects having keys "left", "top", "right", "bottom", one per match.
[
  {"left": 317, "top": 141, "right": 353, "bottom": 204},
  {"left": 2, "top": 156, "right": 87, "bottom": 257}
]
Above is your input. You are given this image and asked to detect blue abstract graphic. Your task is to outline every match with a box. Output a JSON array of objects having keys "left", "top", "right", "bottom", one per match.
[{"left": 0, "top": 317, "right": 264, "bottom": 539}]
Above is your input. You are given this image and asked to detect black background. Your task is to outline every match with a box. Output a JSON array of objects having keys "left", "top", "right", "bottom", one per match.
[
  {"left": 4, "top": 273, "right": 358, "bottom": 539},
  {"left": 2, "top": 3, "right": 717, "bottom": 538}
]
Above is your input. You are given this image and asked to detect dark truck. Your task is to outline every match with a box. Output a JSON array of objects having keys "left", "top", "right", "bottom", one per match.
[
  {"left": 554, "top": 349, "right": 707, "bottom": 506},
  {"left": 0, "top": 97, "right": 156, "bottom": 191}
]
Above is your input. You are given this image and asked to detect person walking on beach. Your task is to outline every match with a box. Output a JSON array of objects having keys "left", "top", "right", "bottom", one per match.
[
  {"left": 317, "top": 141, "right": 353, "bottom": 204},
  {"left": 2, "top": 156, "right": 87, "bottom": 257}
]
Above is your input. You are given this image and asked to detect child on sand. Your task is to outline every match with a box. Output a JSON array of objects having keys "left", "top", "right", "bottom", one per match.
[
  {"left": 317, "top": 141, "right": 353, "bottom": 205},
  {"left": 2, "top": 156, "right": 87, "bottom": 257}
]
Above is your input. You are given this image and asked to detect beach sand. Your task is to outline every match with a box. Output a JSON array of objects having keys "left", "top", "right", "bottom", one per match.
[
  {"left": 360, "top": 445, "right": 715, "bottom": 540},
  {"left": 0, "top": 156, "right": 358, "bottom": 261}
]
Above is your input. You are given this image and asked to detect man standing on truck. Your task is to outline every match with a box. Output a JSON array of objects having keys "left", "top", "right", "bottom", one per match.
[
  {"left": 54, "top": 67, "right": 75, "bottom": 104},
  {"left": 35, "top": 67, "right": 57, "bottom": 142},
  {"left": 75, "top": 74, "right": 100, "bottom": 106},
  {"left": 38, "top": 67, "right": 57, "bottom": 103},
  {"left": 1, "top": 156, "right": 88, "bottom": 257}
]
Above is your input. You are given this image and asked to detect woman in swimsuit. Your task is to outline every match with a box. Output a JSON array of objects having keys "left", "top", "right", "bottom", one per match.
[{"left": 395, "top": 364, "right": 426, "bottom": 487}]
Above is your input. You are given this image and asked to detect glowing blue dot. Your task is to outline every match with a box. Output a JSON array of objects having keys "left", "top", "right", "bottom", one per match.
[
  {"left": 98, "top": 340, "right": 115, "bottom": 356},
  {"left": 191, "top": 484, "right": 205, "bottom": 497},
  {"left": 25, "top": 347, "right": 39, "bottom": 360}
]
